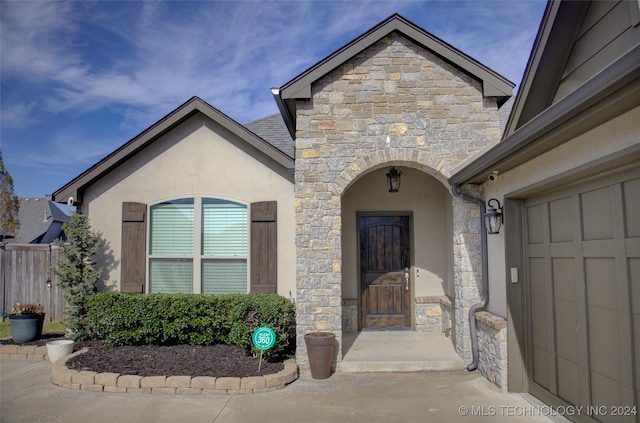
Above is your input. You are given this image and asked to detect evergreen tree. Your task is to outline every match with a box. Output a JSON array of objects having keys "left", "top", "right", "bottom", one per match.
[
  {"left": 0, "top": 150, "right": 20, "bottom": 237},
  {"left": 54, "top": 213, "right": 105, "bottom": 340}
]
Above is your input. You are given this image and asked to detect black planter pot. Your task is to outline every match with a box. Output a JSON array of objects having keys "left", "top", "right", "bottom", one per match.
[{"left": 8, "top": 314, "right": 45, "bottom": 343}]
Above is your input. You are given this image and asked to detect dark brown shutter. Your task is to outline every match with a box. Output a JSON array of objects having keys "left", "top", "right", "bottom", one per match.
[
  {"left": 121, "top": 202, "right": 146, "bottom": 293},
  {"left": 250, "top": 201, "right": 277, "bottom": 294}
]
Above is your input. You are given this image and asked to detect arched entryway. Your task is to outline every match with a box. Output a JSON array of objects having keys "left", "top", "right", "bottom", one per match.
[{"left": 341, "top": 166, "right": 454, "bottom": 333}]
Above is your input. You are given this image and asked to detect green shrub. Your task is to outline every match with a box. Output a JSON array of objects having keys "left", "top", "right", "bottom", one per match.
[{"left": 84, "top": 292, "right": 295, "bottom": 358}]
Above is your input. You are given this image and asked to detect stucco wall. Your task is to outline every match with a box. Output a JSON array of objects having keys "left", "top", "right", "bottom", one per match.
[
  {"left": 81, "top": 113, "right": 296, "bottom": 297},
  {"left": 483, "top": 105, "right": 640, "bottom": 318}
]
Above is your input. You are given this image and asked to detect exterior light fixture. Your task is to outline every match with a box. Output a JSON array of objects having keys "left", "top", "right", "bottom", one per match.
[
  {"left": 386, "top": 167, "right": 402, "bottom": 193},
  {"left": 485, "top": 198, "right": 503, "bottom": 234}
]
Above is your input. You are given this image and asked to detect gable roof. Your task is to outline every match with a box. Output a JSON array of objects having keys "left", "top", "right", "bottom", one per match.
[
  {"left": 272, "top": 13, "right": 515, "bottom": 138},
  {"left": 52, "top": 97, "right": 294, "bottom": 206},
  {"left": 449, "top": 0, "right": 640, "bottom": 186},
  {"left": 11, "top": 197, "right": 70, "bottom": 244}
]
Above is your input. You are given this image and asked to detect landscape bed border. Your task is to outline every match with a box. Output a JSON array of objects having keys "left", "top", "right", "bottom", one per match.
[{"left": 0, "top": 344, "right": 299, "bottom": 395}]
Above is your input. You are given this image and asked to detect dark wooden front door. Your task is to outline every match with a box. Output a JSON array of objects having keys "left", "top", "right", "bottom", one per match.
[{"left": 359, "top": 215, "right": 411, "bottom": 329}]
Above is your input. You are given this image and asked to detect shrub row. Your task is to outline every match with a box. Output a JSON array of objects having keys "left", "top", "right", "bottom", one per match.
[{"left": 84, "top": 292, "right": 295, "bottom": 358}]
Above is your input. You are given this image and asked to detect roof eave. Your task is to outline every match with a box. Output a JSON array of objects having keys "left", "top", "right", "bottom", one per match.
[
  {"left": 274, "top": 14, "right": 513, "bottom": 133},
  {"left": 277, "top": 13, "right": 514, "bottom": 108},
  {"left": 271, "top": 88, "right": 297, "bottom": 141},
  {"left": 53, "top": 96, "right": 294, "bottom": 205},
  {"left": 194, "top": 98, "right": 295, "bottom": 169},
  {"left": 503, "top": 0, "right": 590, "bottom": 137},
  {"left": 53, "top": 97, "right": 201, "bottom": 205}
]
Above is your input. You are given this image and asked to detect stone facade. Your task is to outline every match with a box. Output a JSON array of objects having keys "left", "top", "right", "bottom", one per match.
[
  {"left": 415, "top": 296, "right": 454, "bottom": 333},
  {"left": 475, "top": 311, "right": 508, "bottom": 388},
  {"left": 452, "top": 188, "right": 484, "bottom": 362},
  {"left": 293, "top": 33, "right": 500, "bottom": 368},
  {"left": 415, "top": 297, "right": 442, "bottom": 333},
  {"left": 415, "top": 295, "right": 456, "bottom": 339}
]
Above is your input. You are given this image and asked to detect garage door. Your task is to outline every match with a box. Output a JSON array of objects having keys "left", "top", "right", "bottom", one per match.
[{"left": 525, "top": 166, "right": 640, "bottom": 422}]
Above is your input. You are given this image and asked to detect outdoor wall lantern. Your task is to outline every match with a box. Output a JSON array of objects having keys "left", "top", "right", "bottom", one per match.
[
  {"left": 386, "top": 167, "right": 402, "bottom": 193},
  {"left": 485, "top": 198, "right": 503, "bottom": 234}
]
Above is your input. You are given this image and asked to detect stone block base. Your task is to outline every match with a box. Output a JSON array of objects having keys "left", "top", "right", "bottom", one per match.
[
  {"left": 415, "top": 296, "right": 454, "bottom": 337},
  {"left": 0, "top": 344, "right": 48, "bottom": 360},
  {"left": 475, "top": 311, "right": 507, "bottom": 389}
]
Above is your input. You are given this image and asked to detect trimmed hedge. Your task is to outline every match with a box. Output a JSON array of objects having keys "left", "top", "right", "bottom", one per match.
[{"left": 84, "top": 292, "right": 295, "bottom": 358}]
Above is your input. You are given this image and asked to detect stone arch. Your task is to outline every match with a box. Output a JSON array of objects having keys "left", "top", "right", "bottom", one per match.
[{"left": 332, "top": 147, "right": 451, "bottom": 196}]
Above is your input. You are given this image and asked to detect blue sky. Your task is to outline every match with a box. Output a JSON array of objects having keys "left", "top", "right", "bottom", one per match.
[{"left": 1, "top": 0, "right": 547, "bottom": 198}]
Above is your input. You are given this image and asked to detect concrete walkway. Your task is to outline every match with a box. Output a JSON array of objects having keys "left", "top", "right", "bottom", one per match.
[{"left": 1, "top": 358, "right": 568, "bottom": 423}]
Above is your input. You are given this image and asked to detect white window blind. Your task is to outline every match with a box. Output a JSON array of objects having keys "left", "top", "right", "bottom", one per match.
[
  {"left": 150, "top": 199, "right": 194, "bottom": 255},
  {"left": 202, "top": 259, "right": 247, "bottom": 294},
  {"left": 149, "top": 259, "right": 193, "bottom": 293},
  {"left": 202, "top": 199, "right": 247, "bottom": 256}
]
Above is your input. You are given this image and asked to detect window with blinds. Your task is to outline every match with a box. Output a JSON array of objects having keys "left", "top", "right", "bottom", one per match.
[
  {"left": 202, "top": 199, "right": 247, "bottom": 256},
  {"left": 150, "top": 199, "right": 194, "bottom": 255},
  {"left": 149, "top": 259, "right": 193, "bottom": 293},
  {"left": 202, "top": 199, "right": 247, "bottom": 294},
  {"left": 148, "top": 198, "right": 248, "bottom": 294}
]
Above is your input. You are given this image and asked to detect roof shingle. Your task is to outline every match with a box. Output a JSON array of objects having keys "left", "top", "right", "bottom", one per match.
[{"left": 245, "top": 114, "right": 295, "bottom": 158}]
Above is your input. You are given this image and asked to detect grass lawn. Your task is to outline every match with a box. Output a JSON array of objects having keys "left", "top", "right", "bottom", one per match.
[{"left": 0, "top": 321, "right": 66, "bottom": 338}]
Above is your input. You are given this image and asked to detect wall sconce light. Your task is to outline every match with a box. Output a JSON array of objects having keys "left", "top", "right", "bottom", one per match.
[
  {"left": 485, "top": 198, "right": 503, "bottom": 234},
  {"left": 386, "top": 167, "right": 402, "bottom": 193}
]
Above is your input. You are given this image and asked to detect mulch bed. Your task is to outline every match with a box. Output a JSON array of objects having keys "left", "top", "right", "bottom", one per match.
[{"left": 1, "top": 336, "right": 285, "bottom": 378}]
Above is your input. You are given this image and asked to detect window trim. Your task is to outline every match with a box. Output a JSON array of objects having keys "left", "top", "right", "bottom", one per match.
[{"left": 146, "top": 196, "right": 250, "bottom": 294}]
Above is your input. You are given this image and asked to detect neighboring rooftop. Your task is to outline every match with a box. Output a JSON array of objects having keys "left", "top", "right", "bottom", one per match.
[
  {"left": 10, "top": 198, "right": 70, "bottom": 244},
  {"left": 498, "top": 97, "right": 514, "bottom": 133}
]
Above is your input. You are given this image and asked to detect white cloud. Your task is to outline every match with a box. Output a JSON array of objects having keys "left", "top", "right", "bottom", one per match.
[
  {"left": 0, "top": 1, "right": 79, "bottom": 78},
  {"left": 12, "top": 133, "right": 113, "bottom": 168},
  {"left": 2, "top": 1, "right": 426, "bottom": 128}
]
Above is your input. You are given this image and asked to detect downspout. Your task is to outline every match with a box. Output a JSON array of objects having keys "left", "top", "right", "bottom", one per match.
[{"left": 451, "top": 184, "right": 489, "bottom": 371}]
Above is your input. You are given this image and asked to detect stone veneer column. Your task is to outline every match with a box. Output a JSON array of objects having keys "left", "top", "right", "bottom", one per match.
[
  {"left": 452, "top": 192, "right": 483, "bottom": 363},
  {"left": 294, "top": 170, "right": 343, "bottom": 369}
]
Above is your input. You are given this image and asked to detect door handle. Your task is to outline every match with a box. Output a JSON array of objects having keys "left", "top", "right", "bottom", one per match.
[{"left": 404, "top": 267, "right": 410, "bottom": 291}]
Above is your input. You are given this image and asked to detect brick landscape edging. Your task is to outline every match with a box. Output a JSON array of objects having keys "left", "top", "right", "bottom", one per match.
[
  {"left": 50, "top": 349, "right": 299, "bottom": 395},
  {"left": 0, "top": 345, "right": 299, "bottom": 394},
  {"left": 0, "top": 343, "right": 48, "bottom": 360}
]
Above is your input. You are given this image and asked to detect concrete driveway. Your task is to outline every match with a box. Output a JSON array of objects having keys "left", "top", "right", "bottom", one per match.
[{"left": 1, "top": 358, "right": 567, "bottom": 423}]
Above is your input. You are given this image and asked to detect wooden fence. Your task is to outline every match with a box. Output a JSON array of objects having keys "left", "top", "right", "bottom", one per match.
[{"left": 1, "top": 244, "right": 66, "bottom": 322}]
